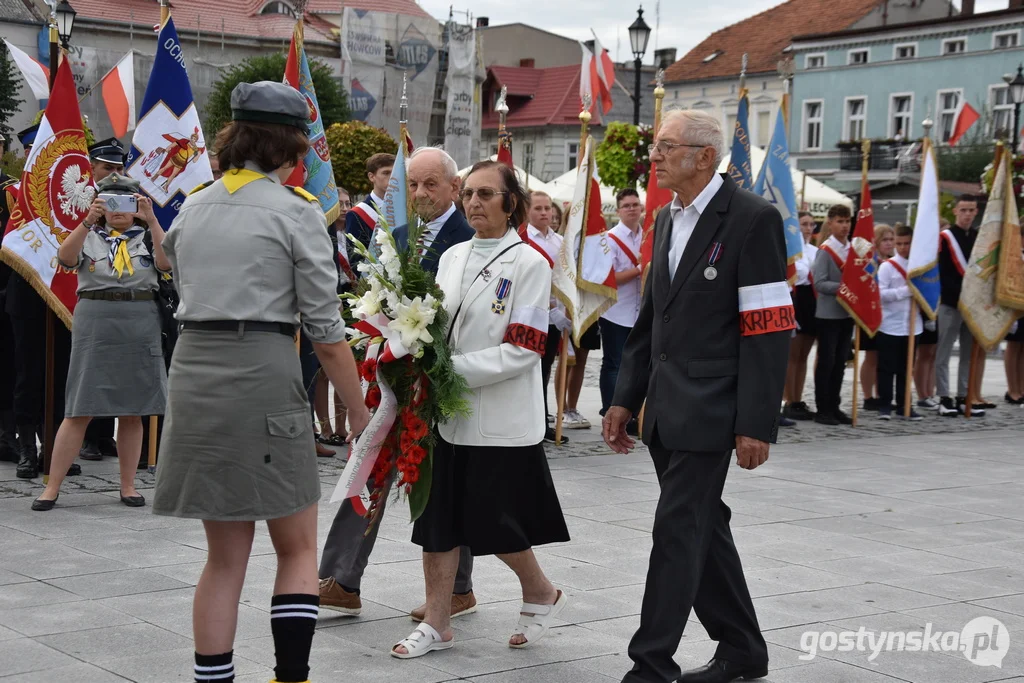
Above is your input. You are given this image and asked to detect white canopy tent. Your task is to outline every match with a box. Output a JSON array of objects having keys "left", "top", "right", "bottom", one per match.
[
  {"left": 456, "top": 157, "right": 550, "bottom": 193},
  {"left": 543, "top": 170, "right": 644, "bottom": 219}
]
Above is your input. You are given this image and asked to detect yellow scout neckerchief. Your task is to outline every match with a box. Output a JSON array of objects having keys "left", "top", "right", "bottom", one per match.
[
  {"left": 222, "top": 168, "right": 269, "bottom": 193},
  {"left": 96, "top": 225, "right": 144, "bottom": 278}
]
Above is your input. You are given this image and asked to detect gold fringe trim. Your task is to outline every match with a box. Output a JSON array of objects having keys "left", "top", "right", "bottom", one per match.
[
  {"left": 959, "top": 299, "right": 1014, "bottom": 352},
  {"left": 0, "top": 250, "right": 73, "bottom": 329}
]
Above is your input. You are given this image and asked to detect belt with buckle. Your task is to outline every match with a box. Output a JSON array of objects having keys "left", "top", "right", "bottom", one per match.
[
  {"left": 179, "top": 320, "right": 297, "bottom": 336},
  {"left": 78, "top": 289, "right": 156, "bottom": 302}
]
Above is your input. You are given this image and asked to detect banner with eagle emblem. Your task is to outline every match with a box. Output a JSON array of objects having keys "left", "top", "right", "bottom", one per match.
[{"left": 0, "top": 59, "right": 93, "bottom": 327}]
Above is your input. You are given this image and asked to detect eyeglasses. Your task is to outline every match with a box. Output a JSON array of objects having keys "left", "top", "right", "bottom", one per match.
[
  {"left": 459, "top": 188, "right": 507, "bottom": 202},
  {"left": 648, "top": 141, "right": 708, "bottom": 156},
  {"left": 340, "top": 200, "right": 353, "bottom": 209}
]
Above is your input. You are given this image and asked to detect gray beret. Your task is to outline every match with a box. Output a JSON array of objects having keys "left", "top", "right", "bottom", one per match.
[
  {"left": 96, "top": 173, "right": 140, "bottom": 195},
  {"left": 231, "top": 81, "right": 310, "bottom": 131}
]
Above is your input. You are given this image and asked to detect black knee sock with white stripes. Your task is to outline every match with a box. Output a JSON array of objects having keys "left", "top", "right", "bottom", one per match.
[
  {"left": 194, "top": 651, "right": 233, "bottom": 682},
  {"left": 270, "top": 593, "right": 319, "bottom": 682}
]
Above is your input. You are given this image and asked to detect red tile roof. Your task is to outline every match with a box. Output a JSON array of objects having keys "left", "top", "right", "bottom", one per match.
[
  {"left": 662, "top": 0, "right": 880, "bottom": 84},
  {"left": 306, "top": 0, "right": 433, "bottom": 19},
  {"left": 70, "top": 0, "right": 338, "bottom": 44},
  {"left": 482, "top": 64, "right": 601, "bottom": 130}
]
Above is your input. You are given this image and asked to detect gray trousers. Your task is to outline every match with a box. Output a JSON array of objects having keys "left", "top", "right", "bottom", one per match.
[
  {"left": 319, "top": 471, "right": 474, "bottom": 593},
  {"left": 936, "top": 303, "right": 974, "bottom": 399}
]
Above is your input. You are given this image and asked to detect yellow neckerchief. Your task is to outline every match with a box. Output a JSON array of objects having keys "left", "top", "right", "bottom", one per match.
[
  {"left": 222, "top": 168, "right": 269, "bottom": 194},
  {"left": 102, "top": 227, "right": 142, "bottom": 279}
]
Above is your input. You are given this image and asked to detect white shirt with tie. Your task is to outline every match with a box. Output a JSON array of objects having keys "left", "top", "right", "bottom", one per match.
[
  {"left": 417, "top": 202, "right": 457, "bottom": 257},
  {"left": 667, "top": 173, "right": 724, "bottom": 282}
]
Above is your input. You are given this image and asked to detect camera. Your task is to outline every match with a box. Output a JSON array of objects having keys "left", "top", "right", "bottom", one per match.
[{"left": 99, "top": 193, "right": 138, "bottom": 214}]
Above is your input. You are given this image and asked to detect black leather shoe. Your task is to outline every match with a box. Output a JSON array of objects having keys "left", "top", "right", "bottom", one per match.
[
  {"left": 120, "top": 494, "right": 146, "bottom": 507},
  {"left": 79, "top": 439, "right": 102, "bottom": 461},
  {"left": 31, "top": 495, "right": 58, "bottom": 512},
  {"left": 678, "top": 658, "right": 768, "bottom": 683},
  {"left": 813, "top": 412, "right": 839, "bottom": 426},
  {"left": 834, "top": 409, "right": 853, "bottom": 425},
  {"left": 98, "top": 437, "right": 118, "bottom": 458}
]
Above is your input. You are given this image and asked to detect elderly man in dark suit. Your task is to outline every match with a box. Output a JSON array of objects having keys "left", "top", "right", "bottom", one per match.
[
  {"left": 604, "top": 109, "right": 793, "bottom": 683},
  {"left": 318, "top": 145, "right": 477, "bottom": 621}
]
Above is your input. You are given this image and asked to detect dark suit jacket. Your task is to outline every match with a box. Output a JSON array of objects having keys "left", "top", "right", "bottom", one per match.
[
  {"left": 393, "top": 206, "right": 474, "bottom": 275},
  {"left": 344, "top": 194, "right": 378, "bottom": 250},
  {"left": 612, "top": 173, "right": 791, "bottom": 452}
]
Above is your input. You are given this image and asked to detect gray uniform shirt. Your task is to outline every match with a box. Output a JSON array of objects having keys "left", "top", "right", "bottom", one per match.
[
  {"left": 811, "top": 239, "right": 851, "bottom": 320},
  {"left": 163, "top": 163, "right": 344, "bottom": 344},
  {"left": 65, "top": 227, "right": 162, "bottom": 292}
]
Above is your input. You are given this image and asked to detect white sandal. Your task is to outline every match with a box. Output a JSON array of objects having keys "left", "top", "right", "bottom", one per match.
[
  {"left": 391, "top": 622, "right": 454, "bottom": 659},
  {"left": 509, "top": 590, "right": 568, "bottom": 649}
]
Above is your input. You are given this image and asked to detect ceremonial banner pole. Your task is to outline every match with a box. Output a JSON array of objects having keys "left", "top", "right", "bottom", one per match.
[
  {"left": 851, "top": 139, "right": 870, "bottom": 428},
  {"left": 42, "top": 17, "right": 61, "bottom": 484},
  {"left": 554, "top": 96, "right": 592, "bottom": 446},
  {"left": 904, "top": 301, "right": 916, "bottom": 417}
]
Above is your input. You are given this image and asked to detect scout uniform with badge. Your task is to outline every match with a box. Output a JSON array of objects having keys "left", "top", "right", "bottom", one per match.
[{"left": 152, "top": 81, "right": 344, "bottom": 522}]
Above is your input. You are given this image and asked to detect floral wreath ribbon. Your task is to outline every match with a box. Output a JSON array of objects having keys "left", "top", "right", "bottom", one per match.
[{"left": 329, "top": 312, "right": 411, "bottom": 513}]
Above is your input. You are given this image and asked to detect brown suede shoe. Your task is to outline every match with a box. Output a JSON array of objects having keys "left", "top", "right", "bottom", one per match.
[
  {"left": 410, "top": 591, "right": 478, "bottom": 622},
  {"left": 319, "top": 577, "right": 361, "bottom": 616}
]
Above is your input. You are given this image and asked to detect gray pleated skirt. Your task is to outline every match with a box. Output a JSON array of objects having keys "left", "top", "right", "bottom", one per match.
[
  {"left": 65, "top": 298, "right": 167, "bottom": 417},
  {"left": 151, "top": 329, "right": 319, "bottom": 521}
]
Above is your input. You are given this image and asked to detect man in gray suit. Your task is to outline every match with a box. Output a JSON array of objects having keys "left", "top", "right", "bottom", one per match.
[
  {"left": 319, "top": 148, "right": 476, "bottom": 620},
  {"left": 604, "top": 109, "right": 791, "bottom": 683}
]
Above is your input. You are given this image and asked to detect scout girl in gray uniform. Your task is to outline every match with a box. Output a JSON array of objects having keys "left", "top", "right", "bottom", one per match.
[
  {"left": 151, "top": 81, "right": 369, "bottom": 683},
  {"left": 32, "top": 174, "right": 169, "bottom": 512}
]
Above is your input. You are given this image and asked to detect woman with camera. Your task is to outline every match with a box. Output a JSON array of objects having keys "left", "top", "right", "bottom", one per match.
[{"left": 31, "top": 174, "right": 170, "bottom": 511}]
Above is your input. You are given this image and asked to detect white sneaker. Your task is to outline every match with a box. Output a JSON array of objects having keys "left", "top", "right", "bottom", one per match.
[
  {"left": 918, "top": 397, "right": 939, "bottom": 409},
  {"left": 562, "top": 409, "right": 591, "bottom": 429}
]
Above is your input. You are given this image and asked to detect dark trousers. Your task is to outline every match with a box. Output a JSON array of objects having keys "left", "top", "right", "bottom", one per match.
[
  {"left": 814, "top": 317, "right": 854, "bottom": 416},
  {"left": 623, "top": 429, "right": 767, "bottom": 683},
  {"left": 598, "top": 318, "right": 632, "bottom": 416},
  {"left": 540, "top": 325, "right": 561, "bottom": 418},
  {"left": 877, "top": 332, "right": 910, "bottom": 410},
  {"left": 9, "top": 314, "right": 70, "bottom": 428},
  {"left": 0, "top": 306, "right": 14, "bottom": 413},
  {"left": 299, "top": 332, "right": 319, "bottom": 426}
]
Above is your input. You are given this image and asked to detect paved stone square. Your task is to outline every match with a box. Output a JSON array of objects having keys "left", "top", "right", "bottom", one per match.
[{"left": 1, "top": 351, "right": 1023, "bottom": 682}]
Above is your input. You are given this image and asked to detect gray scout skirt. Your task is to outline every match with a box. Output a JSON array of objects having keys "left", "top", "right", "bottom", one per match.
[
  {"left": 65, "top": 298, "right": 167, "bottom": 417},
  {"left": 151, "top": 328, "right": 319, "bottom": 521}
]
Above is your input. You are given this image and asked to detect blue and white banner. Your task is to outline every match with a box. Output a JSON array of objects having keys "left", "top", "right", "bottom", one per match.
[
  {"left": 125, "top": 17, "right": 212, "bottom": 228},
  {"left": 727, "top": 90, "right": 752, "bottom": 189},
  {"left": 753, "top": 100, "right": 802, "bottom": 284}
]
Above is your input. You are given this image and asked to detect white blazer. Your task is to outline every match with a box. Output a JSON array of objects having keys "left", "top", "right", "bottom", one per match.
[{"left": 437, "top": 228, "right": 551, "bottom": 447}]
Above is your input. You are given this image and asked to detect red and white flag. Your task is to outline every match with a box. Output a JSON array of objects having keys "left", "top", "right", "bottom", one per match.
[
  {"left": 100, "top": 51, "right": 136, "bottom": 138},
  {"left": 0, "top": 59, "right": 92, "bottom": 327},
  {"left": 580, "top": 41, "right": 614, "bottom": 116},
  {"left": 3, "top": 39, "right": 50, "bottom": 100},
  {"left": 640, "top": 164, "right": 674, "bottom": 293},
  {"left": 948, "top": 101, "right": 980, "bottom": 146}
]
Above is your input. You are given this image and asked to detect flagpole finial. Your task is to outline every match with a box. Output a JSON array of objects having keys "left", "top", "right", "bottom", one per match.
[
  {"left": 580, "top": 93, "right": 593, "bottom": 124},
  {"left": 400, "top": 71, "right": 409, "bottom": 125},
  {"left": 654, "top": 69, "right": 665, "bottom": 95},
  {"left": 496, "top": 86, "right": 509, "bottom": 115},
  {"left": 741, "top": 53, "right": 748, "bottom": 76}
]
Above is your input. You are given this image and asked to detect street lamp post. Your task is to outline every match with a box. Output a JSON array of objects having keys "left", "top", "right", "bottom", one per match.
[
  {"left": 1003, "top": 64, "right": 1024, "bottom": 151},
  {"left": 54, "top": 0, "right": 77, "bottom": 49},
  {"left": 628, "top": 7, "right": 651, "bottom": 126}
]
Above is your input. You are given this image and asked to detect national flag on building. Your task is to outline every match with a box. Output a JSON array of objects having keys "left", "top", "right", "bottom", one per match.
[
  {"left": 907, "top": 141, "right": 942, "bottom": 319},
  {"left": 960, "top": 148, "right": 1020, "bottom": 347},
  {"left": 0, "top": 59, "right": 91, "bottom": 327},
  {"left": 948, "top": 101, "right": 980, "bottom": 146},
  {"left": 100, "top": 51, "right": 136, "bottom": 138},
  {"left": 552, "top": 136, "right": 617, "bottom": 344},
  {"left": 727, "top": 89, "right": 752, "bottom": 189},
  {"left": 752, "top": 98, "right": 802, "bottom": 285},
  {"left": 2, "top": 39, "right": 49, "bottom": 100},
  {"left": 284, "top": 19, "right": 341, "bottom": 225},
  {"left": 125, "top": 17, "right": 213, "bottom": 229}
]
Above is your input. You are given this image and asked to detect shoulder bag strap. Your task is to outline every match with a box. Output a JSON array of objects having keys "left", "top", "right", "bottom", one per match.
[{"left": 446, "top": 241, "right": 524, "bottom": 345}]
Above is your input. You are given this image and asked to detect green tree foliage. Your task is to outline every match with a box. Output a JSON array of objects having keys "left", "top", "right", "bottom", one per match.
[
  {"left": 325, "top": 121, "right": 396, "bottom": 195},
  {"left": 595, "top": 122, "right": 641, "bottom": 192},
  {"left": 0, "top": 42, "right": 25, "bottom": 140},
  {"left": 30, "top": 109, "right": 95, "bottom": 148},
  {"left": 203, "top": 52, "right": 349, "bottom": 137}
]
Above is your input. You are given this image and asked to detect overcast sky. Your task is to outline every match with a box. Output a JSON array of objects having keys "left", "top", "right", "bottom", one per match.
[{"left": 420, "top": 0, "right": 1007, "bottom": 64}]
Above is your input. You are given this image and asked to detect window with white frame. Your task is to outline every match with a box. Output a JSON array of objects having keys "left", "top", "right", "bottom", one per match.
[
  {"left": 757, "top": 110, "right": 771, "bottom": 146},
  {"left": 806, "top": 53, "right": 826, "bottom": 69},
  {"left": 994, "top": 31, "right": 1020, "bottom": 49},
  {"left": 894, "top": 43, "right": 917, "bottom": 60},
  {"left": 844, "top": 97, "right": 867, "bottom": 141},
  {"left": 937, "top": 89, "right": 962, "bottom": 142},
  {"left": 991, "top": 86, "right": 1013, "bottom": 138},
  {"left": 890, "top": 94, "right": 913, "bottom": 139},
  {"left": 803, "top": 100, "right": 823, "bottom": 151},
  {"left": 726, "top": 113, "right": 737, "bottom": 138},
  {"left": 848, "top": 48, "right": 869, "bottom": 65},
  {"left": 566, "top": 142, "right": 579, "bottom": 171},
  {"left": 942, "top": 38, "right": 966, "bottom": 55}
]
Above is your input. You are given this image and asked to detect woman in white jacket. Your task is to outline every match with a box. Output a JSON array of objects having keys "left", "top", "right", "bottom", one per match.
[{"left": 392, "top": 160, "right": 570, "bottom": 659}]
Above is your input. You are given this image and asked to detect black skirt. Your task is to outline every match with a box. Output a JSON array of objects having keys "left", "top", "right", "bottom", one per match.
[
  {"left": 794, "top": 285, "right": 817, "bottom": 337},
  {"left": 1008, "top": 319, "right": 1024, "bottom": 343},
  {"left": 411, "top": 436, "right": 571, "bottom": 556}
]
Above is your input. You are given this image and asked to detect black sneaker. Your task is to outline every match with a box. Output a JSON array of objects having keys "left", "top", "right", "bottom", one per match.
[
  {"left": 900, "top": 410, "right": 924, "bottom": 422},
  {"left": 978, "top": 401, "right": 996, "bottom": 410},
  {"left": 937, "top": 397, "right": 959, "bottom": 417},
  {"left": 543, "top": 427, "right": 568, "bottom": 444},
  {"left": 779, "top": 415, "right": 796, "bottom": 427},
  {"left": 79, "top": 438, "right": 102, "bottom": 461},
  {"left": 878, "top": 409, "right": 892, "bottom": 421},
  {"left": 784, "top": 402, "right": 815, "bottom": 421},
  {"left": 957, "top": 398, "right": 985, "bottom": 417},
  {"left": 863, "top": 397, "right": 880, "bottom": 411},
  {"left": 814, "top": 412, "right": 839, "bottom": 426},
  {"left": 834, "top": 409, "right": 853, "bottom": 425}
]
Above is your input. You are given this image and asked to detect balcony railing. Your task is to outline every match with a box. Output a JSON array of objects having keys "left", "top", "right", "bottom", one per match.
[{"left": 837, "top": 142, "right": 910, "bottom": 171}]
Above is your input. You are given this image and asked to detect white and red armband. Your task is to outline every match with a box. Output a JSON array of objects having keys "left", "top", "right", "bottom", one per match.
[
  {"left": 502, "top": 305, "right": 549, "bottom": 354},
  {"left": 739, "top": 282, "right": 797, "bottom": 336}
]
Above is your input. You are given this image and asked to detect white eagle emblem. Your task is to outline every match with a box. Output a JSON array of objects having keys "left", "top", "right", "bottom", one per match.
[{"left": 57, "top": 164, "right": 95, "bottom": 218}]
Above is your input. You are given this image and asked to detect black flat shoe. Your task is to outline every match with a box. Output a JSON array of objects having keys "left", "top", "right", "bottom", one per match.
[
  {"left": 678, "top": 658, "right": 769, "bottom": 683},
  {"left": 31, "top": 495, "right": 58, "bottom": 511},
  {"left": 120, "top": 494, "right": 146, "bottom": 507}
]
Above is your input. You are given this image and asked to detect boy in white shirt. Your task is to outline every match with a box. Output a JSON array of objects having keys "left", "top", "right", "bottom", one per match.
[{"left": 876, "top": 224, "right": 923, "bottom": 420}]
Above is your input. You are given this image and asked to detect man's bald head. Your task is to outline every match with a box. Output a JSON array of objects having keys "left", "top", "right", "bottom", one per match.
[{"left": 408, "top": 146, "right": 461, "bottom": 221}]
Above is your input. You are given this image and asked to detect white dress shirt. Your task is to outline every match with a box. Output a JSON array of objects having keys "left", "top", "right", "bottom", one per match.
[
  {"left": 878, "top": 254, "right": 922, "bottom": 336},
  {"left": 667, "top": 173, "right": 724, "bottom": 281},
  {"left": 794, "top": 241, "right": 819, "bottom": 286},
  {"left": 526, "top": 224, "right": 565, "bottom": 324},
  {"left": 418, "top": 202, "right": 457, "bottom": 256},
  {"left": 369, "top": 191, "right": 385, "bottom": 207},
  {"left": 601, "top": 221, "right": 643, "bottom": 327}
]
